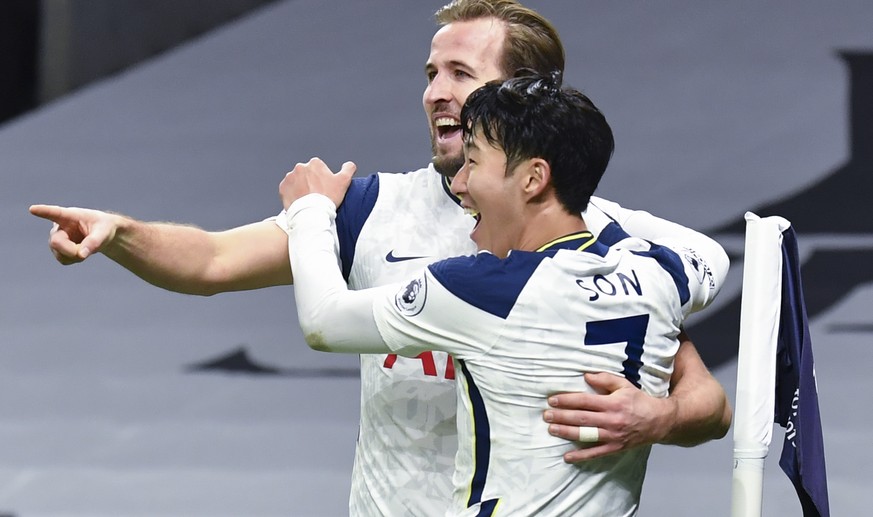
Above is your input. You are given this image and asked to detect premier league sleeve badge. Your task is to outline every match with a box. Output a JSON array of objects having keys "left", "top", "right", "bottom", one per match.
[{"left": 394, "top": 273, "right": 427, "bottom": 316}]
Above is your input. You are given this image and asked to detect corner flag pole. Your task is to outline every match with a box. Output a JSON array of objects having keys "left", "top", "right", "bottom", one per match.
[{"left": 731, "top": 212, "right": 792, "bottom": 517}]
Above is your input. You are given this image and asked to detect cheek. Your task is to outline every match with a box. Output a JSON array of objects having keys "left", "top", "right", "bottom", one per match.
[
  {"left": 499, "top": 180, "right": 525, "bottom": 216},
  {"left": 459, "top": 86, "right": 478, "bottom": 105}
]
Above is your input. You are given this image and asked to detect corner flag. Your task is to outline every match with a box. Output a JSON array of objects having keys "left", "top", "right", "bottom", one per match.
[
  {"left": 731, "top": 213, "right": 830, "bottom": 517},
  {"left": 775, "top": 226, "right": 830, "bottom": 517}
]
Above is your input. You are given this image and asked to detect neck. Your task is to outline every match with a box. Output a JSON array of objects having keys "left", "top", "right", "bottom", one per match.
[{"left": 515, "top": 202, "right": 587, "bottom": 252}]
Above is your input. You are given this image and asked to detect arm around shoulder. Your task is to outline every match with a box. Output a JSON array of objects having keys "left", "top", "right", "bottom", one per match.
[{"left": 543, "top": 331, "right": 730, "bottom": 462}]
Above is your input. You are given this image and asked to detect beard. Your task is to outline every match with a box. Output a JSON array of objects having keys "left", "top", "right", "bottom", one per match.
[
  {"left": 431, "top": 141, "right": 465, "bottom": 177},
  {"left": 433, "top": 154, "right": 465, "bottom": 177}
]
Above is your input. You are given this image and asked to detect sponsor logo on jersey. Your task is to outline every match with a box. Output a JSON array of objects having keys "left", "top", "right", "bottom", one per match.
[{"left": 386, "top": 250, "right": 429, "bottom": 263}]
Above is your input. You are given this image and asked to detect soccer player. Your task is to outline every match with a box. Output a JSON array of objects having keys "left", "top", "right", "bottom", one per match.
[
  {"left": 279, "top": 73, "right": 726, "bottom": 516},
  {"left": 29, "top": 1, "right": 731, "bottom": 514}
]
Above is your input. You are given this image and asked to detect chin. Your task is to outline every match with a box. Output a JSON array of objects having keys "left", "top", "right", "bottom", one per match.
[
  {"left": 471, "top": 232, "right": 490, "bottom": 255},
  {"left": 433, "top": 153, "right": 464, "bottom": 177}
]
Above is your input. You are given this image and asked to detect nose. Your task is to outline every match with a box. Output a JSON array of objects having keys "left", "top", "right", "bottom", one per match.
[
  {"left": 450, "top": 162, "right": 469, "bottom": 197},
  {"left": 423, "top": 72, "right": 451, "bottom": 107}
]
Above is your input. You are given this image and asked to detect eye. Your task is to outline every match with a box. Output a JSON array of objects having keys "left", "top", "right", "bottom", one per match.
[{"left": 454, "top": 69, "right": 472, "bottom": 80}]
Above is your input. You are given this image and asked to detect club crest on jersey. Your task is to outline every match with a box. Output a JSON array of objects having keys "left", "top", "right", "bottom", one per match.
[
  {"left": 394, "top": 274, "right": 427, "bottom": 316},
  {"left": 682, "top": 248, "right": 715, "bottom": 289}
]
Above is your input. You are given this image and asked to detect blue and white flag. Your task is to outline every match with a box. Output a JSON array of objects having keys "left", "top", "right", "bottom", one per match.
[{"left": 774, "top": 226, "right": 830, "bottom": 517}]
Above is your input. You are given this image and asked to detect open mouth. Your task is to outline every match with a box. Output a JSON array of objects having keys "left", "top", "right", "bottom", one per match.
[
  {"left": 464, "top": 207, "right": 481, "bottom": 229},
  {"left": 435, "top": 117, "right": 462, "bottom": 142}
]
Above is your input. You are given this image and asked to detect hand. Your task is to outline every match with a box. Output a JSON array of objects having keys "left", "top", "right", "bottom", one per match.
[
  {"left": 29, "top": 204, "right": 121, "bottom": 264},
  {"left": 543, "top": 372, "right": 676, "bottom": 463},
  {"left": 279, "top": 158, "right": 356, "bottom": 209}
]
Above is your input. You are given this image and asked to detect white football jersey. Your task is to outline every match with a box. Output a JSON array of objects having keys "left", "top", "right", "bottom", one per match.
[
  {"left": 372, "top": 231, "right": 702, "bottom": 516},
  {"left": 337, "top": 166, "right": 476, "bottom": 516},
  {"left": 277, "top": 165, "right": 726, "bottom": 516}
]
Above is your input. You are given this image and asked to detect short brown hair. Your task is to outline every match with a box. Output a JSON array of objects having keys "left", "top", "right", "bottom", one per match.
[{"left": 435, "top": 0, "right": 565, "bottom": 80}]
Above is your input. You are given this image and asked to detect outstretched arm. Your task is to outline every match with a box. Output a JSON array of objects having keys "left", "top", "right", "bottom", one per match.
[
  {"left": 29, "top": 204, "right": 292, "bottom": 295},
  {"left": 28, "top": 158, "right": 358, "bottom": 295}
]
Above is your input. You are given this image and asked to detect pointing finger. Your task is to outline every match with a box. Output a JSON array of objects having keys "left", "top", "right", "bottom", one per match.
[{"left": 29, "top": 204, "right": 64, "bottom": 223}]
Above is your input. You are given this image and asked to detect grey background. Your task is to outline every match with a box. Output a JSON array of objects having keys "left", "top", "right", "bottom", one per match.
[
  {"left": 40, "top": 0, "right": 280, "bottom": 103},
  {"left": 1, "top": 0, "right": 870, "bottom": 515}
]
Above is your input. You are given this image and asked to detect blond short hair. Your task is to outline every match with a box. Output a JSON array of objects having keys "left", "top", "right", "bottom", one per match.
[{"left": 435, "top": 0, "right": 565, "bottom": 80}]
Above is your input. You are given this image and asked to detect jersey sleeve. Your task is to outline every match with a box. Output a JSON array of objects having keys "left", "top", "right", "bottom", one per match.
[
  {"left": 285, "top": 193, "right": 392, "bottom": 354},
  {"left": 335, "top": 174, "right": 380, "bottom": 280},
  {"left": 597, "top": 221, "right": 720, "bottom": 315},
  {"left": 286, "top": 193, "right": 501, "bottom": 359},
  {"left": 274, "top": 174, "right": 380, "bottom": 282},
  {"left": 587, "top": 196, "right": 729, "bottom": 311},
  {"left": 373, "top": 256, "right": 511, "bottom": 359}
]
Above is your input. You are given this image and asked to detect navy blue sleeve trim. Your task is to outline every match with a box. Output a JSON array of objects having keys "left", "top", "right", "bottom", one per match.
[
  {"left": 335, "top": 174, "right": 379, "bottom": 281},
  {"left": 598, "top": 221, "right": 691, "bottom": 305},
  {"left": 427, "top": 252, "right": 546, "bottom": 319},
  {"left": 632, "top": 244, "right": 691, "bottom": 306},
  {"left": 597, "top": 221, "right": 631, "bottom": 246}
]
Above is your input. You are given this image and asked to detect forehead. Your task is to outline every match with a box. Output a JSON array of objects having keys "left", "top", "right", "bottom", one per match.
[
  {"left": 427, "top": 18, "right": 505, "bottom": 72},
  {"left": 465, "top": 126, "right": 504, "bottom": 156}
]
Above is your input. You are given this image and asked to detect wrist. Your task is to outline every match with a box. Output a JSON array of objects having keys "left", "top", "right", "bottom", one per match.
[
  {"left": 656, "top": 395, "right": 680, "bottom": 445},
  {"left": 99, "top": 212, "right": 131, "bottom": 258},
  {"left": 285, "top": 193, "right": 337, "bottom": 224}
]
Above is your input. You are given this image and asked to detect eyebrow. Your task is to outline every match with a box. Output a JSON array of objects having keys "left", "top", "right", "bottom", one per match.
[{"left": 424, "top": 59, "right": 475, "bottom": 75}]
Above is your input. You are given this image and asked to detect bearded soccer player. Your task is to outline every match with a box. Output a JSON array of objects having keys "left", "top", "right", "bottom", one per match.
[
  {"left": 279, "top": 73, "right": 727, "bottom": 516},
  {"left": 30, "top": 1, "right": 731, "bottom": 514}
]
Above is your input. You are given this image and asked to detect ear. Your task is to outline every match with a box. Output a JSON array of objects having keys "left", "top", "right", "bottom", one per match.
[{"left": 521, "top": 158, "right": 551, "bottom": 200}]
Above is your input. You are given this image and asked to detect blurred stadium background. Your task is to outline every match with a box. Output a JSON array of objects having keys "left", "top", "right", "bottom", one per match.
[{"left": 1, "top": 1, "right": 870, "bottom": 515}]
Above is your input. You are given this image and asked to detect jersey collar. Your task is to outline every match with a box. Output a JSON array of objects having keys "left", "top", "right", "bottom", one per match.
[
  {"left": 440, "top": 173, "right": 463, "bottom": 207},
  {"left": 536, "top": 231, "right": 603, "bottom": 254}
]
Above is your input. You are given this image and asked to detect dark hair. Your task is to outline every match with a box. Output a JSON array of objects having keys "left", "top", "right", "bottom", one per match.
[
  {"left": 461, "top": 73, "right": 614, "bottom": 214},
  {"left": 435, "top": 0, "right": 564, "bottom": 79}
]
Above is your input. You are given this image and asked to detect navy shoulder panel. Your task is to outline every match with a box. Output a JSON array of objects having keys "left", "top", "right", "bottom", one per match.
[
  {"left": 598, "top": 221, "right": 691, "bottom": 305},
  {"left": 336, "top": 174, "right": 379, "bottom": 280},
  {"left": 427, "top": 251, "right": 548, "bottom": 319},
  {"left": 597, "top": 221, "right": 631, "bottom": 246},
  {"left": 632, "top": 244, "right": 691, "bottom": 306}
]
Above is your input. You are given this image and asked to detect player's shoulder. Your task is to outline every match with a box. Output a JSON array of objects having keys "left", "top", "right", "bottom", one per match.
[
  {"left": 345, "top": 172, "right": 380, "bottom": 203},
  {"left": 426, "top": 252, "right": 548, "bottom": 319},
  {"left": 372, "top": 166, "right": 431, "bottom": 188},
  {"left": 598, "top": 223, "right": 692, "bottom": 306},
  {"left": 587, "top": 195, "right": 618, "bottom": 211},
  {"left": 344, "top": 165, "right": 431, "bottom": 199},
  {"left": 339, "top": 165, "right": 430, "bottom": 230},
  {"left": 370, "top": 165, "right": 451, "bottom": 207}
]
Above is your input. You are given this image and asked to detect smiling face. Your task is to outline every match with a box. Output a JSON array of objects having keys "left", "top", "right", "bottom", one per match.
[
  {"left": 423, "top": 18, "right": 506, "bottom": 177},
  {"left": 450, "top": 127, "right": 530, "bottom": 258}
]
